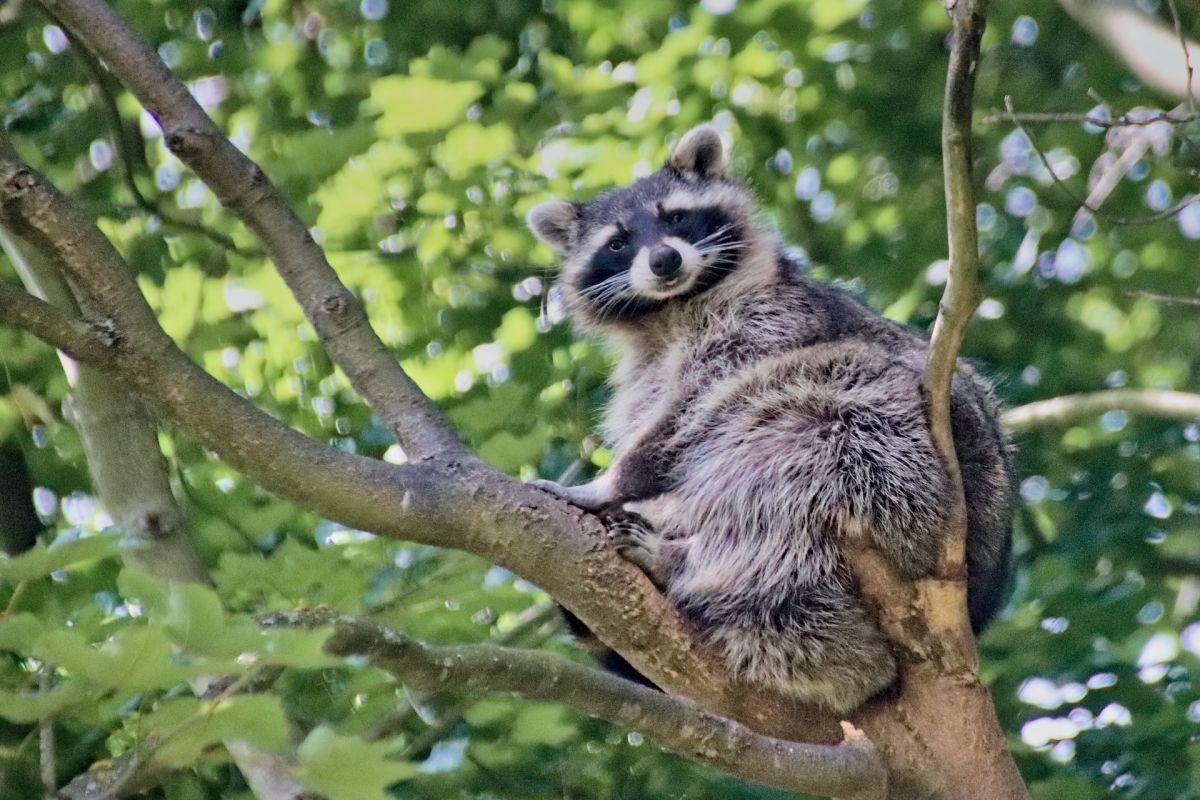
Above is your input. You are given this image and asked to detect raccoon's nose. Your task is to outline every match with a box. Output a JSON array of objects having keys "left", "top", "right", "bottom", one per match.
[{"left": 649, "top": 246, "right": 683, "bottom": 278}]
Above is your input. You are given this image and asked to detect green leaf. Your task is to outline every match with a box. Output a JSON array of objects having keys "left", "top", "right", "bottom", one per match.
[
  {"left": 0, "top": 613, "right": 47, "bottom": 651},
  {"left": 368, "top": 76, "right": 483, "bottom": 136},
  {"left": 159, "top": 264, "right": 205, "bottom": 342},
  {"left": 511, "top": 703, "right": 577, "bottom": 746},
  {"left": 436, "top": 122, "right": 516, "bottom": 178},
  {"left": 296, "top": 726, "right": 419, "bottom": 800},
  {"left": 138, "top": 695, "right": 292, "bottom": 766},
  {"left": 117, "top": 568, "right": 170, "bottom": 615},
  {"left": 0, "top": 680, "right": 97, "bottom": 723},
  {"left": 0, "top": 533, "right": 124, "bottom": 582},
  {"left": 32, "top": 626, "right": 211, "bottom": 692}
]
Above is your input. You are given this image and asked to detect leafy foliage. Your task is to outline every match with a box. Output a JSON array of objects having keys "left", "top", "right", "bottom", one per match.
[{"left": 2, "top": 0, "right": 1200, "bottom": 797}]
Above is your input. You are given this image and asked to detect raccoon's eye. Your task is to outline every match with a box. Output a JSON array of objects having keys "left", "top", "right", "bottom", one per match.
[
  {"left": 607, "top": 238, "right": 627, "bottom": 252},
  {"left": 665, "top": 210, "right": 686, "bottom": 225}
]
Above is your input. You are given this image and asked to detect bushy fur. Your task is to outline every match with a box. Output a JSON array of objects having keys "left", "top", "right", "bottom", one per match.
[{"left": 528, "top": 125, "right": 1014, "bottom": 713}]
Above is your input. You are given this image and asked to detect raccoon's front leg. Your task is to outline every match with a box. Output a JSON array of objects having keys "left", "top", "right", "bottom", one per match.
[
  {"left": 529, "top": 471, "right": 620, "bottom": 511},
  {"left": 531, "top": 427, "right": 679, "bottom": 511}
]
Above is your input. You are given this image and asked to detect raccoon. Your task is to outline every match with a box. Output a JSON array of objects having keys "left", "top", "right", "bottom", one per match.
[{"left": 527, "top": 124, "right": 1014, "bottom": 713}]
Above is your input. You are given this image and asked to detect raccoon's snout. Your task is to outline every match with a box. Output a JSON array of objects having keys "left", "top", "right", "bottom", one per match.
[{"left": 649, "top": 246, "right": 683, "bottom": 278}]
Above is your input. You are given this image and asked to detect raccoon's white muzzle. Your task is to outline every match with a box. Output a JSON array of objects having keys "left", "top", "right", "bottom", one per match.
[{"left": 630, "top": 237, "right": 703, "bottom": 298}]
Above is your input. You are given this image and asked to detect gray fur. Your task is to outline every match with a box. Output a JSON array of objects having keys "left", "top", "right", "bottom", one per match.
[{"left": 531, "top": 125, "right": 1014, "bottom": 713}]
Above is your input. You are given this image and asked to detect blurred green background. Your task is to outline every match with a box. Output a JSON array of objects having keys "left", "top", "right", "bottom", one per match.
[{"left": 2, "top": 0, "right": 1200, "bottom": 797}]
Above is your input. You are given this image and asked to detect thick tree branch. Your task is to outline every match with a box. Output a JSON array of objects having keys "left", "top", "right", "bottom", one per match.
[
  {"left": 1003, "top": 389, "right": 1200, "bottom": 433},
  {"left": 264, "top": 611, "right": 887, "bottom": 800},
  {"left": 0, "top": 138, "right": 451, "bottom": 548},
  {"left": 37, "top": 0, "right": 462, "bottom": 460}
]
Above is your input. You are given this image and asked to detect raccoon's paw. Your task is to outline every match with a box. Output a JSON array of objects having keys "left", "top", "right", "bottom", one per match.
[
  {"left": 609, "top": 516, "right": 674, "bottom": 589},
  {"left": 528, "top": 474, "right": 616, "bottom": 511}
]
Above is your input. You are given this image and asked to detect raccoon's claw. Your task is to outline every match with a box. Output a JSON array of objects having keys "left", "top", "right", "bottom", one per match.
[
  {"left": 609, "top": 518, "right": 665, "bottom": 582},
  {"left": 529, "top": 476, "right": 615, "bottom": 511}
]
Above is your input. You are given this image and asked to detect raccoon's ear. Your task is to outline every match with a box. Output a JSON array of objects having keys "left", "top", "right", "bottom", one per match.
[
  {"left": 667, "top": 124, "right": 728, "bottom": 178},
  {"left": 527, "top": 200, "right": 580, "bottom": 253}
]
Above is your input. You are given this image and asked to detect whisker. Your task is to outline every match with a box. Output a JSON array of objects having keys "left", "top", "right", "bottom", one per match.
[{"left": 693, "top": 224, "right": 737, "bottom": 247}]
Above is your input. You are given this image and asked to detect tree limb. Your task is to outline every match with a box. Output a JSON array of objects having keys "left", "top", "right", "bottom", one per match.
[
  {"left": 1003, "top": 389, "right": 1200, "bottom": 433},
  {"left": 37, "top": 0, "right": 462, "bottom": 460},
  {"left": 0, "top": 280, "right": 112, "bottom": 363},
  {"left": 0, "top": 139, "right": 450, "bottom": 550},
  {"left": 264, "top": 611, "right": 888, "bottom": 800},
  {"left": 846, "top": 3, "right": 1031, "bottom": 798}
]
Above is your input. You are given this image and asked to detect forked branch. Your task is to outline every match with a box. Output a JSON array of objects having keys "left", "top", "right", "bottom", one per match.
[
  {"left": 38, "top": 0, "right": 462, "bottom": 460},
  {"left": 264, "top": 611, "right": 888, "bottom": 800}
]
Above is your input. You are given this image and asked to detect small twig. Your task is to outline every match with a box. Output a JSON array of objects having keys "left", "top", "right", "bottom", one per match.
[
  {"left": 382, "top": 602, "right": 562, "bottom": 752},
  {"left": 1165, "top": 0, "right": 1197, "bottom": 114},
  {"left": 38, "top": 667, "right": 56, "bottom": 799},
  {"left": 982, "top": 108, "right": 1198, "bottom": 128},
  {"left": 3, "top": 580, "right": 28, "bottom": 617},
  {"left": 172, "top": 460, "right": 260, "bottom": 548},
  {"left": 1002, "top": 96, "right": 1198, "bottom": 226},
  {"left": 1125, "top": 289, "right": 1200, "bottom": 307}
]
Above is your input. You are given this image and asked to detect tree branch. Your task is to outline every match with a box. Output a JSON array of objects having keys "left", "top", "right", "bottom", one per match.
[
  {"left": 264, "top": 611, "right": 887, "bottom": 800},
  {"left": 37, "top": 0, "right": 462, "bottom": 460},
  {"left": 0, "top": 280, "right": 112, "bottom": 363},
  {"left": 1003, "top": 389, "right": 1200, "bottom": 433},
  {"left": 845, "top": 4, "right": 1031, "bottom": 798},
  {"left": 981, "top": 107, "right": 1198, "bottom": 128},
  {"left": 0, "top": 138, "right": 453, "bottom": 548},
  {"left": 1001, "top": 96, "right": 1196, "bottom": 226}
]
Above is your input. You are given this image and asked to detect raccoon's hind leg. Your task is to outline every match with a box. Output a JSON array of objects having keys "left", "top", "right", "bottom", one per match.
[
  {"left": 673, "top": 579, "right": 898, "bottom": 713},
  {"left": 794, "top": 400, "right": 956, "bottom": 579}
]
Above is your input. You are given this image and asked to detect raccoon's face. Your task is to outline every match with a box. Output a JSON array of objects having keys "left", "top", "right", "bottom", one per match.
[{"left": 528, "top": 125, "right": 761, "bottom": 326}]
